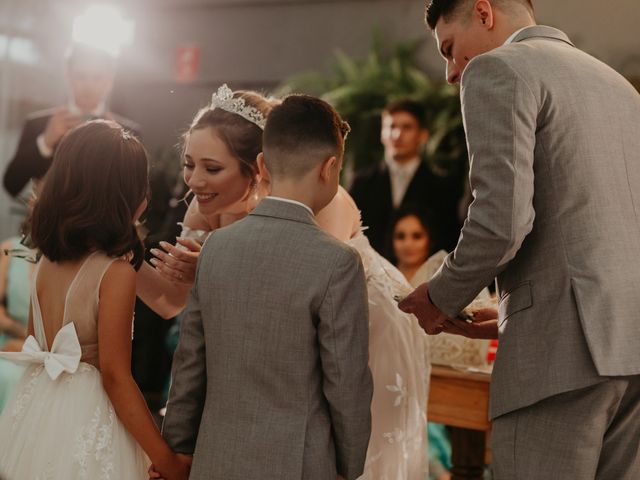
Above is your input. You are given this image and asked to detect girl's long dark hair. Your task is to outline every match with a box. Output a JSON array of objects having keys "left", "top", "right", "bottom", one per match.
[{"left": 28, "top": 120, "right": 149, "bottom": 269}]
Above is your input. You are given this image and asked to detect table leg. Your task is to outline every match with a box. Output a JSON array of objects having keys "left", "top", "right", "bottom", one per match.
[{"left": 449, "top": 427, "right": 486, "bottom": 480}]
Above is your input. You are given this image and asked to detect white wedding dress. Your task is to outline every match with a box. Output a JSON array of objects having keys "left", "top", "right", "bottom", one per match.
[
  {"left": 0, "top": 252, "right": 149, "bottom": 480},
  {"left": 348, "top": 232, "right": 431, "bottom": 480}
]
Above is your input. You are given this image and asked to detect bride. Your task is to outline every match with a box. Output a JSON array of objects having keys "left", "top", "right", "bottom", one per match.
[{"left": 141, "top": 85, "right": 431, "bottom": 479}]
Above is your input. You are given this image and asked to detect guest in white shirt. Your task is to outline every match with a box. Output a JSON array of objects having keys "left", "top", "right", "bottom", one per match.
[{"left": 350, "top": 98, "right": 463, "bottom": 259}]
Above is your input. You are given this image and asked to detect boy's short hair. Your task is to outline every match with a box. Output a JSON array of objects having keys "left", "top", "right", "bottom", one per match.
[{"left": 263, "top": 95, "right": 350, "bottom": 179}]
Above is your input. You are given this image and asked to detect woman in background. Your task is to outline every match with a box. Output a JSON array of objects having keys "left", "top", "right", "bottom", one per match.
[
  {"left": 389, "top": 206, "right": 452, "bottom": 480},
  {"left": 0, "top": 236, "right": 32, "bottom": 413}
]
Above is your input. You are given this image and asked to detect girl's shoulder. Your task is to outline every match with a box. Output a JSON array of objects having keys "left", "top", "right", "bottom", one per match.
[
  {"left": 87, "top": 253, "right": 134, "bottom": 286},
  {"left": 99, "top": 257, "right": 136, "bottom": 294}
]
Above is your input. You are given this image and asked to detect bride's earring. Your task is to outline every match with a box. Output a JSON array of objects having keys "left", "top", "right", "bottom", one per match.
[
  {"left": 245, "top": 180, "right": 260, "bottom": 213},
  {"left": 180, "top": 189, "right": 194, "bottom": 206}
]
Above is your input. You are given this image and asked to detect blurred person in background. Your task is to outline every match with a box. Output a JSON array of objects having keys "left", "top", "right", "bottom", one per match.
[
  {"left": 350, "top": 99, "right": 462, "bottom": 260},
  {"left": 390, "top": 206, "right": 452, "bottom": 480},
  {"left": 3, "top": 43, "right": 139, "bottom": 198},
  {"left": 0, "top": 235, "right": 33, "bottom": 413}
]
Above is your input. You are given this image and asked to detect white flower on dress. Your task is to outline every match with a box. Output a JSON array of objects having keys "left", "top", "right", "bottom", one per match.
[
  {"left": 383, "top": 427, "right": 405, "bottom": 444},
  {"left": 386, "top": 373, "right": 407, "bottom": 407}
]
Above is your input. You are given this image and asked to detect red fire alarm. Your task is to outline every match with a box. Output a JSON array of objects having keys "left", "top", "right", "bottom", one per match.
[{"left": 175, "top": 45, "right": 200, "bottom": 83}]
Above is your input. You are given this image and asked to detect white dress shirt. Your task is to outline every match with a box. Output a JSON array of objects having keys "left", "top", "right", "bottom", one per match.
[
  {"left": 268, "top": 196, "right": 314, "bottom": 215},
  {"left": 504, "top": 26, "right": 531, "bottom": 45},
  {"left": 385, "top": 156, "right": 421, "bottom": 208}
]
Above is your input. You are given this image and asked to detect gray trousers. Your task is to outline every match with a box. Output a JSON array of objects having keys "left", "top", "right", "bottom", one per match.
[{"left": 491, "top": 375, "right": 640, "bottom": 479}]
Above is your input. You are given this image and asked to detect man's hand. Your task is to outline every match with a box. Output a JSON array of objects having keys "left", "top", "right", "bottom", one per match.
[
  {"left": 441, "top": 307, "right": 499, "bottom": 339},
  {"left": 398, "top": 283, "right": 449, "bottom": 334},
  {"left": 43, "top": 107, "right": 82, "bottom": 150}
]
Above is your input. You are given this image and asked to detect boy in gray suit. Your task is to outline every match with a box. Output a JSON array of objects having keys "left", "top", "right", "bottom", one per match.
[{"left": 161, "top": 95, "right": 373, "bottom": 480}]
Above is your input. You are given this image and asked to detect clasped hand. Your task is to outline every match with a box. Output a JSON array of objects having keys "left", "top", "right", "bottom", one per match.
[
  {"left": 398, "top": 283, "right": 499, "bottom": 339},
  {"left": 148, "top": 453, "right": 192, "bottom": 480}
]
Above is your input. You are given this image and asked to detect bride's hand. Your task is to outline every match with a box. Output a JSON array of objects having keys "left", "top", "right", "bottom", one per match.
[{"left": 150, "top": 238, "right": 201, "bottom": 285}]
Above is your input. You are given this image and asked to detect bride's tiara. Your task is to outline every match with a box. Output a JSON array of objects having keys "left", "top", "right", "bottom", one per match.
[{"left": 210, "top": 84, "right": 266, "bottom": 130}]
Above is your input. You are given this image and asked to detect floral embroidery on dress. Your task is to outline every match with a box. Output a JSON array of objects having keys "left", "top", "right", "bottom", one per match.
[
  {"left": 10, "top": 364, "right": 44, "bottom": 433},
  {"left": 386, "top": 373, "right": 407, "bottom": 407},
  {"left": 34, "top": 461, "right": 55, "bottom": 480},
  {"left": 383, "top": 427, "right": 405, "bottom": 445},
  {"left": 73, "top": 405, "right": 116, "bottom": 480}
]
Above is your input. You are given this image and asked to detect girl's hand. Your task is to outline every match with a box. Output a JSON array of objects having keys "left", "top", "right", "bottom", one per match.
[
  {"left": 150, "top": 238, "right": 201, "bottom": 285},
  {"left": 151, "top": 453, "right": 192, "bottom": 480}
]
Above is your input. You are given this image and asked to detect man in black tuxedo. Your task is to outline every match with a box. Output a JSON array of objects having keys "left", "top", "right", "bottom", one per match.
[
  {"left": 3, "top": 43, "right": 139, "bottom": 197},
  {"left": 350, "top": 99, "right": 462, "bottom": 259}
]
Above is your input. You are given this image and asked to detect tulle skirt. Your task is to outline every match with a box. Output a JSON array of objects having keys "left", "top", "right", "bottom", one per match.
[{"left": 0, "top": 362, "right": 149, "bottom": 480}]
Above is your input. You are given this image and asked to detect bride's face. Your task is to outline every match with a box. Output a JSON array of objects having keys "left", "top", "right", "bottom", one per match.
[{"left": 183, "top": 127, "right": 253, "bottom": 217}]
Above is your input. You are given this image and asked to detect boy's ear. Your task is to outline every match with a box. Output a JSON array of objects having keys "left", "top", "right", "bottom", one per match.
[
  {"left": 319, "top": 156, "right": 337, "bottom": 183},
  {"left": 256, "top": 152, "right": 271, "bottom": 183}
]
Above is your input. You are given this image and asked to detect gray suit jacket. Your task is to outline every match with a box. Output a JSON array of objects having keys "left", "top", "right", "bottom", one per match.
[
  {"left": 163, "top": 198, "right": 373, "bottom": 480},
  {"left": 428, "top": 26, "right": 640, "bottom": 419}
]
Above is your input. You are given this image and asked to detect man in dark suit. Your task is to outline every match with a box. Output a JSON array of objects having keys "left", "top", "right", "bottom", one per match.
[
  {"left": 349, "top": 99, "right": 462, "bottom": 259},
  {"left": 3, "top": 43, "right": 139, "bottom": 197}
]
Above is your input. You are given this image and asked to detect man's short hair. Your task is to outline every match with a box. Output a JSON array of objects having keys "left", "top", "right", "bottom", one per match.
[
  {"left": 384, "top": 99, "right": 429, "bottom": 129},
  {"left": 263, "top": 94, "right": 350, "bottom": 179},
  {"left": 425, "top": 0, "right": 534, "bottom": 30}
]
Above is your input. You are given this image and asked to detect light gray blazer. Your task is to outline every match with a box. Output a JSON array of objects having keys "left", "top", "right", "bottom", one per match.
[
  {"left": 428, "top": 26, "right": 640, "bottom": 419},
  {"left": 162, "top": 198, "right": 373, "bottom": 480}
]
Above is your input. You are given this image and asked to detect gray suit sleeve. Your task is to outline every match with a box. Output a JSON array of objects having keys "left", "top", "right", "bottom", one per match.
[
  {"left": 429, "top": 54, "right": 538, "bottom": 315},
  {"left": 317, "top": 247, "right": 373, "bottom": 480},
  {"left": 162, "top": 260, "right": 207, "bottom": 454}
]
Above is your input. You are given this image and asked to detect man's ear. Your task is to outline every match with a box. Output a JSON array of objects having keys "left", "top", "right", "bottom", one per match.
[
  {"left": 319, "top": 156, "right": 337, "bottom": 183},
  {"left": 474, "top": 0, "right": 495, "bottom": 29},
  {"left": 257, "top": 152, "right": 271, "bottom": 183},
  {"left": 420, "top": 128, "right": 430, "bottom": 145}
]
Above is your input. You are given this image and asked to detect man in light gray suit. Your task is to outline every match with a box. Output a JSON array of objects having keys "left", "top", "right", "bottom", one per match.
[
  {"left": 400, "top": 0, "right": 640, "bottom": 478},
  {"left": 162, "top": 95, "right": 373, "bottom": 480}
]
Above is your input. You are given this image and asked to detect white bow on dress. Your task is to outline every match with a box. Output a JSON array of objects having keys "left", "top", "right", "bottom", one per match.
[{"left": 0, "top": 322, "right": 82, "bottom": 380}]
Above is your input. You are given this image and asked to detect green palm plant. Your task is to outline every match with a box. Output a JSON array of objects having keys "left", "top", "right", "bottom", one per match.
[{"left": 276, "top": 32, "right": 468, "bottom": 178}]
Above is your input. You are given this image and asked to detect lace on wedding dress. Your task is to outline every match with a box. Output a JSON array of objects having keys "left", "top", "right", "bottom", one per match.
[{"left": 347, "top": 231, "right": 431, "bottom": 480}]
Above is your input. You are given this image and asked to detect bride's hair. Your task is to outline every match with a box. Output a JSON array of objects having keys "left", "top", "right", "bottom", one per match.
[
  {"left": 28, "top": 120, "right": 148, "bottom": 269},
  {"left": 185, "top": 91, "right": 277, "bottom": 180}
]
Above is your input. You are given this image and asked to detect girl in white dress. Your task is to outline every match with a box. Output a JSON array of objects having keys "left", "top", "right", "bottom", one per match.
[{"left": 0, "top": 121, "right": 190, "bottom": 480}]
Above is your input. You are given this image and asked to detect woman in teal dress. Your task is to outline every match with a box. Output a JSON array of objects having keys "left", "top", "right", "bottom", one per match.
[{"left": 0, "top": 237, "right": 32, "bottom": 413}]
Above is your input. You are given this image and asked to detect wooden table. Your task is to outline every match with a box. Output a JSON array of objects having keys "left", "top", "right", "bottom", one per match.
[{"left": 428, "top": 365, "right": 492, "bottom": 480}]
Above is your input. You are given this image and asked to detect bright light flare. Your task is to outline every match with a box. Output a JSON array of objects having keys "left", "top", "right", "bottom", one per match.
[{"left": 72, "top": 4, "right": 134, "bottom": 57}]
